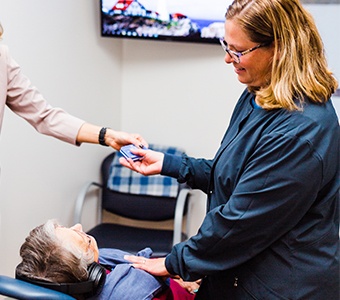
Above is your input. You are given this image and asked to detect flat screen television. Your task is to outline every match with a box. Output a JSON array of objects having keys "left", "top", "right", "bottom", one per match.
[{"left": 100, "top": 0, "right": 232, "bottom": 44}]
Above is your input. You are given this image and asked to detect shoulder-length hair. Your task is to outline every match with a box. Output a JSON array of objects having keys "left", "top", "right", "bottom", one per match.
[{"left": 226, "top": 0, "right": 338, "bottom": 110}]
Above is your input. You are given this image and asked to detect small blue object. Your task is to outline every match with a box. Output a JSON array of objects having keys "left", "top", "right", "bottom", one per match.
[{"left": 120, "top": 144, "right": 146, "bottom": 161}]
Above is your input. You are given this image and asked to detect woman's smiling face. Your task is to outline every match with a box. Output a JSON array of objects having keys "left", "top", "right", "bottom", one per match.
[{"left": 223, "top": 19, "right": 274, "bottom": 89}]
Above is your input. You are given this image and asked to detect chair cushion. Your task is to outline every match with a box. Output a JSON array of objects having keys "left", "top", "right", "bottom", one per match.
[
  {"left": 101, "top": 190, "right": 177, "bottom": 221},
  {"left": 87, "top": 223, "right": 186, "bottom": 257}
]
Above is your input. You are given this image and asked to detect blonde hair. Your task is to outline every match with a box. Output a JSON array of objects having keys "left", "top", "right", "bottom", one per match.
[
  {"left": 226, "top": 0, "right": 338, "bottom": 110},
  {"left": 0, "top": 23, "right": 3, "bottom": 38}
]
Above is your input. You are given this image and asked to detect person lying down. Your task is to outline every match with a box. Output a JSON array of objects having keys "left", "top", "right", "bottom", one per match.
[{"left": 16, "top": 220, "right": 200, "bottom": 300}]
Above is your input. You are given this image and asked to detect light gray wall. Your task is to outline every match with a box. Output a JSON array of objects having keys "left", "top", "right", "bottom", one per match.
[{"left": 0, "top": 1, "right": 338, "bottom": 279}]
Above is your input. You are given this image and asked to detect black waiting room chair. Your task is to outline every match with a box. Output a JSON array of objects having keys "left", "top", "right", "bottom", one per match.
[{"left": 73, "top": 145, "right": 195, "bottom": 257}]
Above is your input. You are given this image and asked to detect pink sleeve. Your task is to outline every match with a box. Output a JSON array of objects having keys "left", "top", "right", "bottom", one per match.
[{"left": 3, "top": 45, "right": 85, "bottom": 145}]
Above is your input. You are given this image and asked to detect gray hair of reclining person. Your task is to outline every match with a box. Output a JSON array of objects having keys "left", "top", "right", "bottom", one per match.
[{"left": 16, "top": 219, "right": 96, "bottom": 284}]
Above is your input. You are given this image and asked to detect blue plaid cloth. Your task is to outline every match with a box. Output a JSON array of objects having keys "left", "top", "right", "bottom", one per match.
[{"left": 107, "top": 144, "right": 185, "bottom": 198}]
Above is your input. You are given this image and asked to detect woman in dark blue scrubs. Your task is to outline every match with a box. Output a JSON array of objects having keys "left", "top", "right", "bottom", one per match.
[{"left": 121, "top": 1, "right": 339, "bottom": 299}]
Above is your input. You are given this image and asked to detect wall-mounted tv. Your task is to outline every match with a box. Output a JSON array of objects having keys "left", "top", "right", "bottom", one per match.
[{"left": 100, "top": 0, "right": 232, "bottom": 44}]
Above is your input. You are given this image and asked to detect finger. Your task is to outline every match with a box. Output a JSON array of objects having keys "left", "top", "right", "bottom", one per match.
[
  {"left": 124, "top": 255, "right": 147, "bottom": 265},
  {"left": 118, "top": 156, "right": 141, "bottom": 169},
  {"left": 132, "top": 134, "right": 148, "bottom": 148},
  {"left": 118, "top": 157, "right": 134, "bottom": 168},
  {"left": 131, "top": 141, "right": 147, "bottom": 149},
  {"left": 129, "top": 148, "right": 147, "bottom": 156},
  {"left": 189, "top": 289, "right": 199, "bottom": 295},
  {"left": 130, "top": 263, "right": 148, "bottom": 272}
]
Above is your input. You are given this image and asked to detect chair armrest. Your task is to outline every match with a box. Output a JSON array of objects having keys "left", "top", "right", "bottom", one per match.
[
  {"left": 173, "top": 188, "right": 192, "bottom": 245},
  {"left": 73, "top": 181, "right": 102, "bottom": 224},
  {"left": 0, "top": 275, "right": 75, "bottom": 300}
]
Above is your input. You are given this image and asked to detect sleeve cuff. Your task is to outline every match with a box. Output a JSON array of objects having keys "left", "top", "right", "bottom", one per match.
[
  {"left": 161, "top": 153, "right": 182, "bottom": 178},
  {"left": 165, "top": 254, "right": 176, "bottom": 276}
]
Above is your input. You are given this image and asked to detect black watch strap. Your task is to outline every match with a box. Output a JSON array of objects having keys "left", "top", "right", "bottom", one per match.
[{"left": 99, "top": 127, "right": 109, "bottom": 146}]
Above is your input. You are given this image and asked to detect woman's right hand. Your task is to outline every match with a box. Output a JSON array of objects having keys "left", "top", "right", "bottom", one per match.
[
  {"left": 119, "top": 148, "right": 164, "bottom": 176},
  {"left": 173, "top": 278, "right": 202, "bottom": 295}
]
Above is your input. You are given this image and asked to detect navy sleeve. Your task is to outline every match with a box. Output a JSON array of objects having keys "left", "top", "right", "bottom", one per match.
[{"left": 161, "top": 153, "right": 214, "bottom": 193}]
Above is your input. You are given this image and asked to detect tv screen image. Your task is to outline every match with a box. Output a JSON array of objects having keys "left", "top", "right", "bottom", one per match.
[{"left": 100, "top": 0, "right": 232, "bottom": 44}]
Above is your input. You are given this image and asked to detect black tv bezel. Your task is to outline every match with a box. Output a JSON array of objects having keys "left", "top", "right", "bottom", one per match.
[{"left": 99, "top": 0, "right": 222, "bottom": 45}]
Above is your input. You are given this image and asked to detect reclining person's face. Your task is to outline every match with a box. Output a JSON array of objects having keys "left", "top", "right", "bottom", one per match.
[{"left": 55, "top": 223, "right": 99, "bottom": 262}]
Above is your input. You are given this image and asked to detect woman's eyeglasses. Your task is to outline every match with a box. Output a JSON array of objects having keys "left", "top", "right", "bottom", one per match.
[{"left": 219, "top": 38, "right": 270, "bottom": 63}]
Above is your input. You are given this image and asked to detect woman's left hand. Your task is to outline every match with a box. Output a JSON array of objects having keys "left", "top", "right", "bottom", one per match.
[{"left": 123, "top": 255, "right": 170, "bottom": 277}]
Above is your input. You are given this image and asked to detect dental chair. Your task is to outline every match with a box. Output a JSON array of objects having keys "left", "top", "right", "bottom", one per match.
[{"left": 0, "top": 275, "right": 75, "bottom": 299}]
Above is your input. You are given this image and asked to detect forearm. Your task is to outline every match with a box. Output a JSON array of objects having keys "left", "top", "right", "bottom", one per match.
[
  {"left": 76, "top": 123, "right": 102, "bottom": 144},
  {"left": 76, "top": 123, "right": 146, "bottom": 150}
]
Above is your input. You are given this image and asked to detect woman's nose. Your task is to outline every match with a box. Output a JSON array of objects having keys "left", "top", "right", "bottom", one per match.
[
  {"left": 224, "top": 53, "right": 234, "bottom": 64},
  {"left": 71, "top": 223, "right": 83, "bottom": 232}
]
